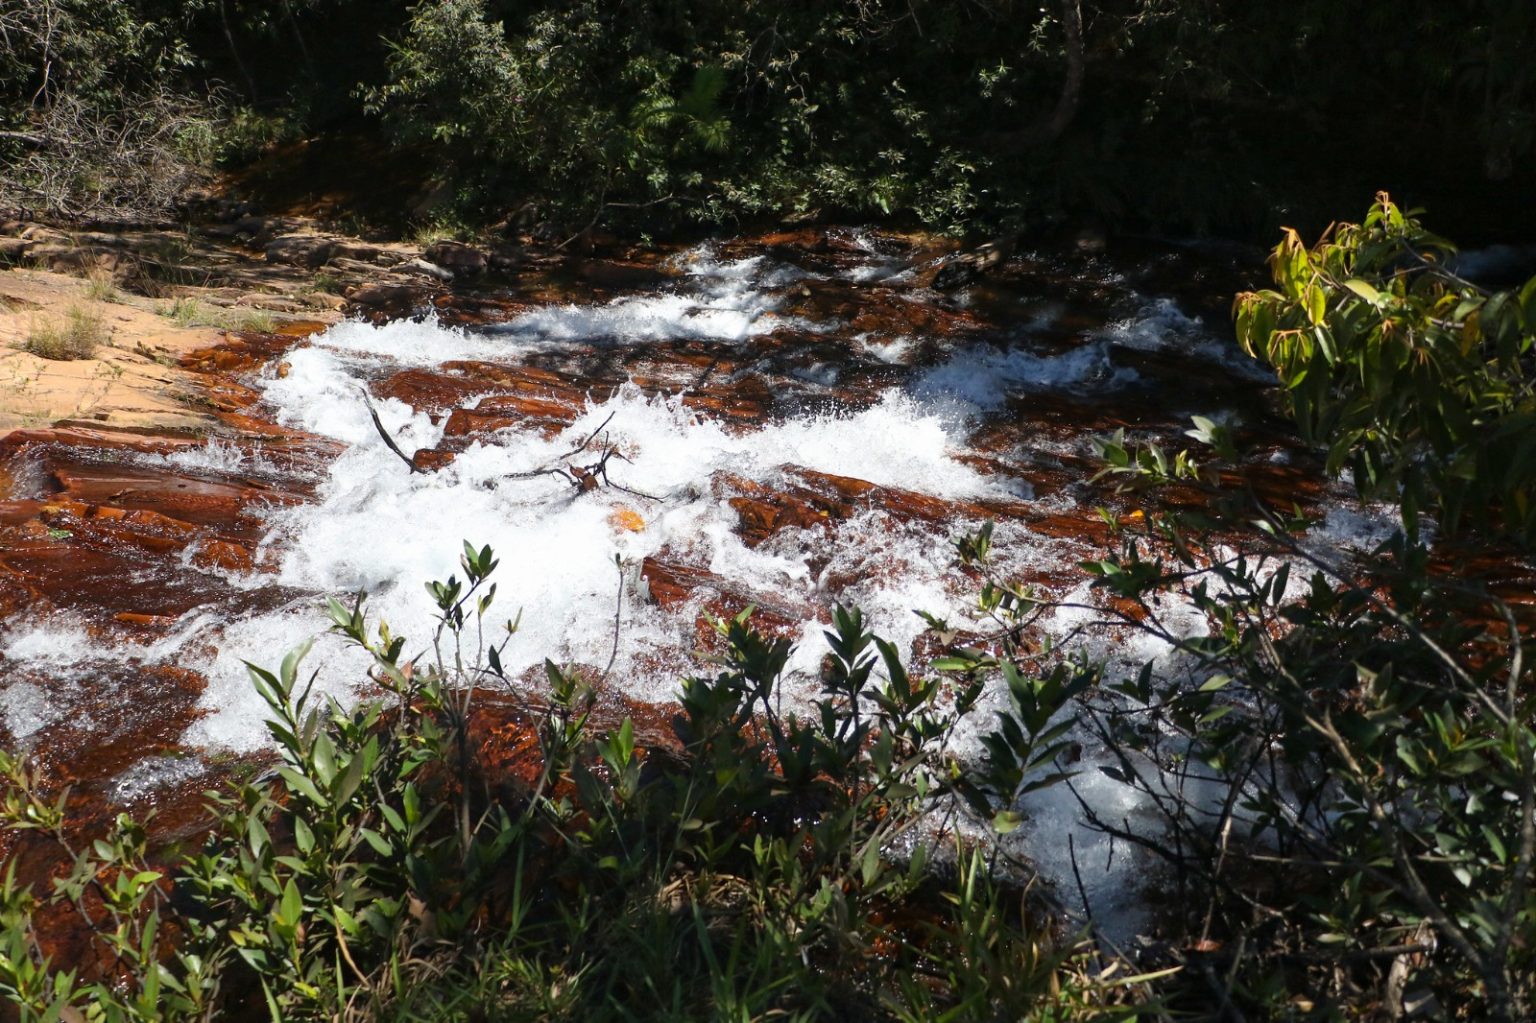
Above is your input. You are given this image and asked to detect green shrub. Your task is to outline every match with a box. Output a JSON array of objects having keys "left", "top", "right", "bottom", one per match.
[
  {"left": 1001, "top": 419, "right": 1536, "bottom": 1021},
  {"left": 1236, "top": 194, "right": 1536, "bottom": 543},
  {"left": 83, "top": 269, "right": 119, "bottom": 303},
  {"left": 162, "top": 296, "right": 205, "bottom": 328},
  {"left": 0, "top": 542, "right": 1140, "bottom": 1021},
  {"left": 160, "top": 299, "right": 273, "bottom": 332},
  {"left": 213, "top": 106, "right": 297, "bottom": 166}
]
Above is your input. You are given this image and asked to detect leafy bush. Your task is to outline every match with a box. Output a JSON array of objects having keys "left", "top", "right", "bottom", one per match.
[
  {"left": 6, "top": 434, "right": 1528, "bottom": 1019},
  {"left": 354, "top": 2, "right": 1536, "bottom": 236},
  {"left": 0, "top": 542, "right": 1141, "bottom": 1021},
  {"left": 0, "top": 0, "right": 219, "bottom": 220},
  {"left": 990, "top": 416, "right": 1536, "bottom": 1020},
  {"left": 6, "top": 0, "right": 1534, "bottom": 235},
  {"left": 362, "top": 0, "right": 1076, "bottom": 231},
  {"left": 1235, "top": 194, "right": 1536, "bottom": 543}
]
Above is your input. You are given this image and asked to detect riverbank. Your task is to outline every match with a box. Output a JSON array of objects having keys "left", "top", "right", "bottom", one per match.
[{"left": 0, "top": 267, "right": 241, "bottom": 433}]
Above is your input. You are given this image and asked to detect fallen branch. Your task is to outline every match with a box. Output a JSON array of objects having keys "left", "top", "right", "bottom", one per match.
[
  {"left": 503, "top": 412, "right": 660, "bottom": 500},
  {"left": 360, "top": 388, "right": 424, "bottom": 474},
  {"left": 385, "top": 398, "right": 663, "bottom": 499},
  {"left": 560, "top": 410, "right": 616, "bottom": 460}
]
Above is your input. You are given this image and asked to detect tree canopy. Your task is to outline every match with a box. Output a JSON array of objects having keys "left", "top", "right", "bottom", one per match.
[{"left": 2, "top": 0, "right": 1533, "bottom": 236}]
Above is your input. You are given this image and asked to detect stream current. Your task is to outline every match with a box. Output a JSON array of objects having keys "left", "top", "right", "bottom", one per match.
[{"left": 0, "top": 229, "right": 1397, "bottom": 936}]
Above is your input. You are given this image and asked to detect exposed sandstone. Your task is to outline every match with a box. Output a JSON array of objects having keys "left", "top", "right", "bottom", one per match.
[
  {"left": 264, "top": 234, "right": 337, "bottom": 268},
  {"left": 424, "top": 240, "right": 489, "bottom": 275}
]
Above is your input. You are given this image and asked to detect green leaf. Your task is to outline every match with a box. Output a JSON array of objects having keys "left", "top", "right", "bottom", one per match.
[
  {"left": 293, "top": 817, "right": 314, "bottom": 855},
  {"left": 992, "top": 809, "right": 1023, "bottom": 835},
  {"left": 859, "top": 839, "right": 882, "bottom": 886},
  {"left": 1343, "top": 278, "right": 1383, "bottom": 305},
  {"left": 1198, "top": 674, "right": 1231, "bottom": 693},
  {"left": 280, "top": 637, "right": 315, "bottom": 690},
  {"left": 277, "top": 877, "right": 302, "bottom": 926},
  {"left": 277, "top": 767, "right": 329, "bottom": 808}
]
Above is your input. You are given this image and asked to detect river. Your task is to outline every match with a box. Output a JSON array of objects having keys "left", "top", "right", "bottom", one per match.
[{"left": 0, "top": 226, "right": 1397, "bottom": 935}]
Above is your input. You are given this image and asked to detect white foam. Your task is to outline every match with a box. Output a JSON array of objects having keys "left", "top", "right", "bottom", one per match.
[
  {"left": 495, "top": 290, "right": 778, "bottom": 344},
  {"left": 1303, "top": 500, "right": 1410, "bottom": 558},
  {"left": 905, "top": 295, "right": 1268, "bottom": 423},
  {"left": 297, "top": 249, "right": 821, "bottom": 378},
  {"left": 1, "top": 617, "right": 100, "bottom": 667},
  {"left": 0, "top": 612, "right": 228, "bottom": 744},
  {"left": 109, "top": 754, "right": 208, "bottom": 805},
  {"left": 1016, "top": 755, "right": 1161, "bottom": 943},
  {"left": 789, "top": 362, "right": 840, "bottom": 386},
  {"left": 1097, "top": 297, "right": 1205, "bottom": 352},
  {"left": 496, "top": 250, "right": 816, "bottom": 344},
  {"left": 184, "top": 608, "right": 373, "bottom": 750},
  {"left": 855, "top": 333, "right": 919, "bottom": 365},
  {"left": 0, "top": 681, "right": 60, "bottom": 740},
  {"left": 913, "top": 341, "right": 1138, "bottom": 414},
  {"left": 299, "top": 317, "right": 509, "bottom": 367},
  {"left": 1099, "top": 297, "right": 1271, "bottom": 382},
  {"left": 157, "top": 438, "right": 278, "bottom": 476},
  {"left": 669, "top": 249, "right": 812, "bottom": 288},
  {"left": 844, "top": 242, "right": 915, "bottom": 285},
  {"left": 145, "top": 321, "right": 1037, "bottom": 750}
]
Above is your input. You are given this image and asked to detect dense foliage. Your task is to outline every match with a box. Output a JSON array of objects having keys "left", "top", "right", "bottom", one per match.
[
  {"left": 1236, "top": 194, "right": 1536, "bottom": 545},
  {"left": 0, "top": 0, "right": 215, "bottom": 219},
  {"left": 3, "top": 0, "right": 1535, "bottom": 1010},
  {"left": 3, "top": 1, "right": 1534, "bottom": 236},
  {"left": 1056, "top": 432, "right": 1536, "bottom": 1019},
  {"left": 5, "top": 456, "right": 1530, "bottom": 1019}
]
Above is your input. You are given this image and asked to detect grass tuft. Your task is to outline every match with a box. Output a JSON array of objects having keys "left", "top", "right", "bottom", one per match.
[
  {"left": 164, "top": 296, "right": 205, "bottom": 328},
  {"left": 25, "top": 305, "right": 108, "bottom": 360},
  {"left": 83, "top": 268, "right": 120, "bottom": 303},
  {"left": 162, "top": 297, "right": 278, "bottom": 333}
]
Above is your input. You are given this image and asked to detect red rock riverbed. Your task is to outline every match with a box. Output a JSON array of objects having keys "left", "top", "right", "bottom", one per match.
[{"left": 0, "top": 228, "right": 1376, "bottom": 916}]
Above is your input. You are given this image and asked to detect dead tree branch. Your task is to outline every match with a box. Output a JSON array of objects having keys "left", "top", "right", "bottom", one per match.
[
  {"left": 360, "top": 389, "right": 425, "bottom": 474},
  {"left": 389, "top": 402, "right": 662, "bottom": 500}
]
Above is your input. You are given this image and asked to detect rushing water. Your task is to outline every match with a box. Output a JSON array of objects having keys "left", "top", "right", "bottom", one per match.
[{"left": 0, "top": 231, "right": 1404, "bottom": 936}]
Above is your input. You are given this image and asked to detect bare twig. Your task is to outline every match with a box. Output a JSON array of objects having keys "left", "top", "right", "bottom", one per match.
[
  {"left": 560, "top": 410, "right": 617, "bottom": 460},
  {"left": 597, "top": 555, "right": 625, "bottom": 685},
  {"left": 360, "top": 389, "right": 424, "bottom": 474},
  {"left": 1067, "top": 832, "right": 1098, "bottom": 935}
]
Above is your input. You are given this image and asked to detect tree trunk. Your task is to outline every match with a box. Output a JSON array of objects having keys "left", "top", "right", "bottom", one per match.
[
  {"left": 1044, "top": 0, "right": 1084, "bottom": 142},
  {"left": 218, "top": 0, "right": 260, "bottom": 104},
  {"left": 987, "top": 0, "right": 1086, "bottom": 152}
]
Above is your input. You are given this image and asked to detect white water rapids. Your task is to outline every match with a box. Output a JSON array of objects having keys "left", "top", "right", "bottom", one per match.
[{"left": 0, "top": 239, "right": 1401, "bottom": 939}]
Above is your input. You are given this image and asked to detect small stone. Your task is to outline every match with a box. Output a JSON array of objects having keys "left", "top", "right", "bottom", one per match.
[
  {"left": 192, "top": 539, "right": 253, "bottom": 573},
  {"left": 235, "top": 294, "right": 305, "bottom": 313},
  {"left": 331, "top": 241, "right": 382, "bottom": 263},
  {"left": 346, "top": 282, "right": 424, "bottom": 309},
  {"left": 412, "top": 448, "right": 456, "bottom": 472},
  {"left": 399, "top": 258, "right": 454, "bottom": 282}
]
